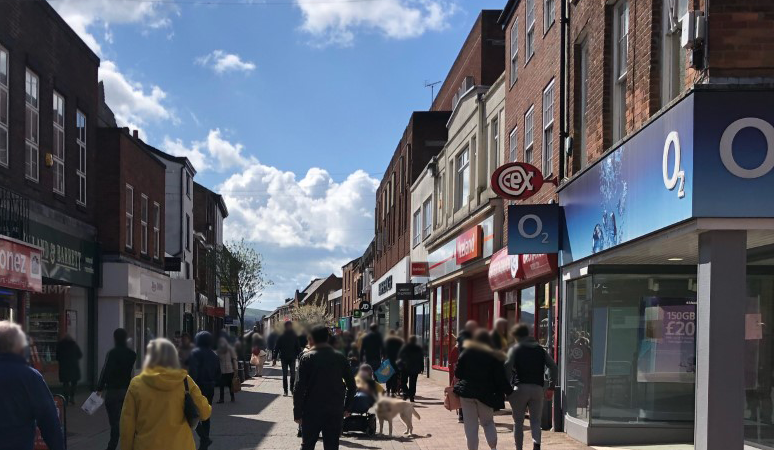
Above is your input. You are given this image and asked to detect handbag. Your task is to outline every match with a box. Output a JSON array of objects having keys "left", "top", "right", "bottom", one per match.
[
  {"left": 443, "top": 386, "right": 461, "bottom": 411},
  {"left": 231, "top": 374, "right": 242, "bottom": 393},
  {"left": 250, "top": 354, "right": 260, "bottom": 366},
  {"left": 375, "top": 360, "right": 395, "bottom": 384},
  {"left": 183, "top": 378, "right": 200, "bottom": 429}
]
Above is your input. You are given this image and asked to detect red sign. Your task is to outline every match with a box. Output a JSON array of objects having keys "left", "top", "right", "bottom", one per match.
[
  {"left": 491, "top": 162, "right": 557, "bottom": 201},
  {"left": 521, "top": 253, "right": 558, "bottom": 280},
  {"left": 0, "top": 237, "right": 43, "bottom": 292},
  {"left": 204, "top": 306, "right": 226, "bottom": 318},
  {"left": 411, "top": 262, "right": 429, "bottom": 277},
  {"left": 455, "top": 226, "right": 483, "bottom": 265},
  {"left": 488, "top": 248, "right": 523, "bottom": 291},
  {"left": 35, "top": 395, "right": 65, "bottom": 449}
]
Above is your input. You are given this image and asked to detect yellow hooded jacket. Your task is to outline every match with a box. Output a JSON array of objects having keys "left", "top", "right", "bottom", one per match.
[{"left": 120, "top": 366, "right": 212, "bottom": 450}]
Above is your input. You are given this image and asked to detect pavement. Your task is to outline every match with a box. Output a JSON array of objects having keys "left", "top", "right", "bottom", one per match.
[{"left": 64, "top": 364, "right": 683, "bottom": 450}]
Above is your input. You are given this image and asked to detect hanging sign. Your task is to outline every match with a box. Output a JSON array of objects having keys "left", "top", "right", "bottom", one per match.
[
  {"left": 359, "top": 301, "right": 372, "bottom": 312},
  {"left": 491, "top": 162, "right": 557, "bottom": 201},
  {"left": 508, "top": 204, "right": 561, "bottom": 254}
]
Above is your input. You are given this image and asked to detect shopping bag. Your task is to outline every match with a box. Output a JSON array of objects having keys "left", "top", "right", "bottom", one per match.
[
  {"left": 443, "top": 386, "right": 461, "bottom": 411},
  {"left": 374, "top": 360, "right": 395, "bottom": 384},
  {"left": 81, "top": 391, "right": 104, "bottom": 415},
  {"left": 232, "top": 374, "right": 242, "bottom": 393},
  {"left": 250, "top": 354, "right": 260, "bottom": 366}
]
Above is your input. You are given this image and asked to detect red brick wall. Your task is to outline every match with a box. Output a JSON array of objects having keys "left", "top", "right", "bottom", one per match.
[
  {"left": 707, "top": 0, "right": 774, "bottom": 78},
  {"left": 342, "top": 259, "right": 361, "bottom": 317}
]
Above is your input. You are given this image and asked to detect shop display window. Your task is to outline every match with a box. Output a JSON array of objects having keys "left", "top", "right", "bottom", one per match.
[
  {"left": 433, "top": 284, "right": 457, "bottom": 369},
  {"left": 519, "top": 286, "right": 536, "bottom": 326},
  {"left": 744, "top": 273, "right": 774, "bottom": 448}
]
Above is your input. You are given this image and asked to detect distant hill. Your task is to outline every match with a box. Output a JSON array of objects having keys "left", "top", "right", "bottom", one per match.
[{"left": 242, "top": 307, "right": 272, "bottom": 330}]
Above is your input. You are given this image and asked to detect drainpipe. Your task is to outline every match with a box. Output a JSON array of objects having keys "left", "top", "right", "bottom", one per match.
[{"left": 558, "top": 0, "right": 569, "bottom": 183}]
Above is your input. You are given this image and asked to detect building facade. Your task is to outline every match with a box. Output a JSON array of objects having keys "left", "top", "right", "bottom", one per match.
[{"left": 193, "top": 181, "right": 228, "bottom": 332}]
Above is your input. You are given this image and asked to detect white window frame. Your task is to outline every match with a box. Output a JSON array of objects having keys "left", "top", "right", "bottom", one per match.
[
  {"left": 76, "top": 111, "right": 87, "bottom": 206},
  {"left": 53, "top": 92, "right": 65, "bottom": 195},
  {"left": 661, "top": 0, "right": 687, "bottom": 106},
  {"left": 140, "top": 194, "right": 148, "bottom": 254},
  {"left": 544, "top": 0, "right": 556, "bottom": 33},
  {"left": 542, "top": 80, "right": 555, "bottom": 176},
  {"left": 509, "top": 127, "right": 518, "bottom": 162},
  {"left": 510, "top": 19, "right": 519, "bottom": 86},
  {"left": 455, "top": 148, "right": 470, "bottom": 211},
  {"left": 25, "top": 69, "right": 39, "bottom": 182},
  {"left": 612, "top": 0, "right": 629, "bottom": 142},
  {"left": 125, "top": 185, "right": 134, "bottom": 249},
  {"left": 525, "top": 106, "right": 535, "bottom": 163},
  {"left": 0, "top": 46, "right": 8, "bottom": 168},
  {"left": 412, "top": 209, "right": 421, "bottom": 247},
  {"left": 491, "top": 116, "right": 500, "bottom": 168},
  {"left": 422, "top": 197, "right": 432, "bottom": 239},
  {"left": 526, "top": 0, "right": 536, "bottom": 62},
  {"left": 578, "top": 40, "right": 589, "bottom": 170},
  {"left": 153, "top": 202, "right": 161, "bottom": 258}
]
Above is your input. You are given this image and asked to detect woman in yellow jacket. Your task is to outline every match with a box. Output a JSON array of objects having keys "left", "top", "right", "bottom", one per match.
[{"left": 120, "top": 338, "right": 212, "bottom": 450}]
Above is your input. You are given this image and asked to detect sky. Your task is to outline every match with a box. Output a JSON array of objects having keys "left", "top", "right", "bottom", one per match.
[{"left": 48, "top": 0, "right": 504, "bottom": 310}]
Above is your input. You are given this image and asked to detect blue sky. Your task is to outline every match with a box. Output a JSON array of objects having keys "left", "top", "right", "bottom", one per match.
[{"left": 49, "top": 0, "right": 504, "bottom": 310}]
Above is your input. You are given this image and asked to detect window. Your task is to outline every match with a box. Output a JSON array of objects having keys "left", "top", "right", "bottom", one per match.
[
  {"left": 542, "top": 80, "right": 555, "bottom": 175},
  {"left": 76, "top": 112, "right": 87, "bottom": 205},
  {"left": 525, "top": 107, "right": 535, "bottom": 163},
  {"left": 510, "top": 19, "right": 519, "bottom": 85},
  {"left": 140, "top": 195, "right": 148, "bottom": 254},
  {"left": 186, "top": 172, "right": 191, "bottom": 198},
  {"left": 412, "top": 209, "right": 421, "bottom": 247},
  {"left": 0, "top": 46, "right": 8, "bottom": 167},
  {"left": 435, "top": 173, "right": 445, "bottom": 227},
  {"left": 25, "top": 69, "right": 39, "bottom": 181},
  {"left": 577, "top": 41, "right": 589, "bottom": 170},
  {"left": 455, "top": 148, "right": 470, "bottom": 210},
  {"left": 422, "top": 197, "right": 432, "bottom": 238},
  {"left": 52, "top": 92, "right": 65, "bottom": 195},
  {"left": 186, "top": 213, "right": 191, "bottom": 251},
  {"left": 661, "top": 0, "right": 687, "bottom": 106},
  {"left": 544, "top": 0, "right": 555, "bottom": 32},
  {"left": 125, "top": 185, "right": 134, "bottom": 249},
  {"left": 153, "top": 202, "right": 161, "bottom": 258},
  {"left": 526, "top": 0, "right": 536, "bottom": 61},
  {"left": 491, "top": 117, "right": 500, "bottom": 168},
  {"left": 612, "top": 0, "right": 629, "bottom": 142},
  {"left": 509, "top": 127, "right": 518, "bottom": 162}
]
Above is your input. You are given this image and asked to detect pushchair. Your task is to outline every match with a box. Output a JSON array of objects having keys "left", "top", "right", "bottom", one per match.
[{"left": 342, "top": 392, "right": 377, "bottom": 436}]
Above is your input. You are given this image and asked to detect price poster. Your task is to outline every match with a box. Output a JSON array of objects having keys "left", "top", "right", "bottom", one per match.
[{"left": 637, "top": 297, "right": 697, "bottom": 383}]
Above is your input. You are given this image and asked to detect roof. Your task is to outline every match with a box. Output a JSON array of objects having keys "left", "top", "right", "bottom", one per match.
[
  {"left": 498, "top": 0, "right": 519, "bottom": 26},
  {"left": 194, "top": 181, "right": 229, "bottom": 218},
  {"left": 142, "top": 142, "right": 198, "bottom": 176}
]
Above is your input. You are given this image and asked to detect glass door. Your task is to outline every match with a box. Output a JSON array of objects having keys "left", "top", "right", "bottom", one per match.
[{"left": 744, "top": 273, "right": 774, "bottom": 449}]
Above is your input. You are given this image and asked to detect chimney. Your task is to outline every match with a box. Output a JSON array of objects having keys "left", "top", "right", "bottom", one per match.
[{"left": 132, "top": 130, "right": 139, "bottom": 139}]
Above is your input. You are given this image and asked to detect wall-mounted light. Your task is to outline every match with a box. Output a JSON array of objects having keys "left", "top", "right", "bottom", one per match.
[{"left": 668, "top": 257, "right": 684, "bottom": 261}]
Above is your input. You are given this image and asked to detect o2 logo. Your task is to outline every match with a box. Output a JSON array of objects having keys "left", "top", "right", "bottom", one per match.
[
  {"left": 507, "top": 204, "right": 560, "bottom": 255},
  {"left": 517, "top": 214, "right": 549, "bottom": 244},
  {"left": 663, "top": 131, "right": 686, "bottom": 199},
  {"left": 719, "top": 117, "right": 774, "bottom": 179}
]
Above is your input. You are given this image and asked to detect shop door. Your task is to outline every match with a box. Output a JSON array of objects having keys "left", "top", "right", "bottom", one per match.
[{"left": 469, "top": 276, "right": 494, "bottom": 328}]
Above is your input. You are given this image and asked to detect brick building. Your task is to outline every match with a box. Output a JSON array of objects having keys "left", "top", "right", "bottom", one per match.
[
  {"left": 0, "top": 0, "right": 102, "bottom": 387},
  {"left": 193, "top": 181, "right": 228, "bottom": 332},
  {"left": 340, "top": 257, "right": 361, "bottom": 325}
]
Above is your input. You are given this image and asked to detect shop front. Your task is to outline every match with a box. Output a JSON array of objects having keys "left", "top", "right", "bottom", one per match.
[
  {"left": 558, "top": 90, "right": 774, "bottom": 449},
  {"left": 371, "top": 256, "right": 410, "bottom": 333},
  {"left": 0, "top": 234, "right": 43, "bottom": 338}
]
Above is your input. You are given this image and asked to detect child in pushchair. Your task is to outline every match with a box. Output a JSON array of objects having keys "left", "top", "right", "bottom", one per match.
[{"left": 342, "top": 364, "right": 383, "bottom": 435}]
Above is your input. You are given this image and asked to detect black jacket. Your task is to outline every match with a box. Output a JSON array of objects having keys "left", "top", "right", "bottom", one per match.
[
  {"left": 384, "top": 336, "right": 403, "bottom": 364},
  {"left": 97, "top": 344, "right": 136, "bottom": 391},
  {"left": 266, "top": 332, "right": 278, "bottom": 351},
  {"left": 274, "top": 330, "right": 302, "bottom": 361},
  {"left": 454, "top": 341, "right": 512, "bottom": 410},
  {"left": 188, "top": 331, "right": 221, "bottom": 389},
  {"left": 398, "top": 342, "right": 424, "bottom": 375},
  {"left": 56, "top": 338, "right": 82, "bottom": 383},
  {"left": 293, "top": 345, "right": 356, "bottom": 420},
  {"left": 504, "top": 337, "right": 558, "bottom": 387},
  {"left": 360, "top": 331, "right": 383, "bottom": 364}
]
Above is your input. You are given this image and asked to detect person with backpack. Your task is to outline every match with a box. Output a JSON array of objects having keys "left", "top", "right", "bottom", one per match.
[
  {"left": 96, "top": 328, "right": 137, "bottom": 450},
  {"left": 505, "top": 324, "right": 558, "bottom": 450},
  {"left": 188, "top": 331, "right": 221, "bottom": 450}
]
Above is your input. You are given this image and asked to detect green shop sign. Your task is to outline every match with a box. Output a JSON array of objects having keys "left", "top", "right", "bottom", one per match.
[{"left": 24, "top": 220, "right": 98, "bottom": 287}]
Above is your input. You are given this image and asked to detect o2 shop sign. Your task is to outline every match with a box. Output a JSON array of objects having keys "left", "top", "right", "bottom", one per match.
[
  {"left": 492, "top": 162, "right": 557, "bottom": 201},
  {"left": 507, "top": 204, "right": 560, "bottom": 255}
]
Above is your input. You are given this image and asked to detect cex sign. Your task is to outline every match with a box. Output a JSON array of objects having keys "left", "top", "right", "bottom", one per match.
[
  {"left": 455, "top": 225, "right": 483, "bottom": 265},
  {"left": 491, "top": 162, "right": 557, "bottom": 201}
]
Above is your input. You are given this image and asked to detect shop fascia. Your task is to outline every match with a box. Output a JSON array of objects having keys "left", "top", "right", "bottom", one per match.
[
  {"left": 371, "top": 256, "right": 410, "bottom": 307},
  {"left": 427, "top": 214, "right": 496, "bottom": 283},
  {"left": 100, "top": 262, "right": 171, "bottom": 305},
  {"left": 0, "top": 235, "right": 43, "bottom": 293}
]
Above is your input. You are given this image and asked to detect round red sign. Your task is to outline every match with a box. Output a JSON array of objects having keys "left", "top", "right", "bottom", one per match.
[{"left": 491, "top": 162, "right": 554, "bottom": 200}]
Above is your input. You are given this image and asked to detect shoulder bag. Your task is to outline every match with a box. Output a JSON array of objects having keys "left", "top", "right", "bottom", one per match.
[{"left": 183, "top": 377, "right": 201, "bottom": 429}]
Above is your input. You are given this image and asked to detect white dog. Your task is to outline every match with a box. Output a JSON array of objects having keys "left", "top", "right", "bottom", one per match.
[{"left": 375, "top": 397, "right": 421, "bottom": 436}]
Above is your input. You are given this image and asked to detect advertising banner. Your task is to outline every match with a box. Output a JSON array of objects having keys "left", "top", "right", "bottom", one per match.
[
  {"left": 637, "top": 297, "right": 697, "bottom": 383},
  {"left": 455, "top": 225, "right": 482, "bottom": 265},
  {"left": 0, "top": 236, "right": 42, "bottom": 292},
  {"left": 488, "top": 248, "right": 522, "bottom": 291}
]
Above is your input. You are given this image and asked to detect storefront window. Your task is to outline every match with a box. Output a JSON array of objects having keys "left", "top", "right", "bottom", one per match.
[
  {"left": 432, "top": 284, "right": 457, "bottom": 368},
  {"left": 538, "top": 281, "right": 556, "bottom": 347},
  {"left": 434, "top": 288, "right": 442, "bottom": 366},
  {"left": 566, "top": 276, "right": 592, "bottom": 421},
  {"left": 520, "top": 286, "right": 535, "bottom": 327},
  {"left": 744, "top": 273, "right": 774, "bottom": 448}
]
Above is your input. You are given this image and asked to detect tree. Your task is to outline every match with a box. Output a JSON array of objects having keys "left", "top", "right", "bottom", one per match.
[
  {"left": 215, "top": 239, "right": 272, "bottom": 336},
  {"left": 290, "top": 304, "right": 333, "bottom": 333}
]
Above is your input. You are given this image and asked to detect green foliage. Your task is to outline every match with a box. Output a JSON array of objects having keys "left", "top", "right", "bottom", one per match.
[{"left": 214, "top": 239, "right": 272, "bottom": 334}]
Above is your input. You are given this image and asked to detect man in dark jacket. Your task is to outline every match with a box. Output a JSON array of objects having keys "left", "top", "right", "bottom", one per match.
[
  {"left": 383, "top": 331, "right": 403, "bottom": 396},
  {"left": 96, "top": 328, "right": 136, "bottom": 450},
  {"left": 294, "top": 325, "right": 356, "bottom": 450},
  {"left": 266, "top": 329, "right": 279, "bottom": 365},
  {"left": 189, "top": 331, "right": 221, "bottom": 450},
  {"left": 505, "top": 324, "right": 557, "bottom": 450},
  {"left": 274, "top": 321, "right": 302, "bottom": 396},
  {"left": 359, "top": 323, "right": 384, "bottom": 372},
  {"left": 398, "top": 335, "right": 424, "bottom": 402},
  {"left": 0, "top": 320, "right": 65, "bottom": 450}
]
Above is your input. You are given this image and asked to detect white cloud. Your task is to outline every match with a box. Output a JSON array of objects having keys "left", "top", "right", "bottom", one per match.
[
  {"left": 196, "top": 50, "right": 256, "bottom": 74},
  {"left": 161, "top": 129, "right": 252, "bottom": 173},
  {"left": 296, "top": 0, "right": 456, "bottom": 46},
  {"left": 99, "top": 61, "right": 177, "bottom": 138},
  {"left": 161, "top": 136, "right": 209, "bottom": 172}
]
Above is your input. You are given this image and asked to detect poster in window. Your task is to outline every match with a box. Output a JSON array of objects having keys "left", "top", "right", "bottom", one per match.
[{"left": 637, "top": 297, "right": 696, "bottom": 383}]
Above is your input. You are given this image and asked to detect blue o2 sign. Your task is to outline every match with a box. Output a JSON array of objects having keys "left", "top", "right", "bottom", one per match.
[{"left": 507, "top": 204, "right": 560, "bottom": 255}]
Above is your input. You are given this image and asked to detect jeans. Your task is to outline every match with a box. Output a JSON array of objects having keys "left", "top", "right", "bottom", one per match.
[
  {"left": 460, "top": 397, "right": 497, "bottom": 450},
  {"left": 404, "top": 373, "right": 419, "bottom": 401},
  {"left": 281, "top": 358, "right": 296, "bottom": 394},
  {"left": 386, "top": 367, "right": 400, "bottom": 395},
  {"left": 219, "top": 373, "right": 235, "bottom": 400},
  {"left": 300, "top": 412, "right": 343, "bottom": 450},
  {"left": 508, "top": 383, "right": 544, "bottom": 450},
  {"left": 196, "top": 386, "right": 215, "bottom": 444},
  {"left": 104, "top": 388, "right": 126, "bottom": 450}
]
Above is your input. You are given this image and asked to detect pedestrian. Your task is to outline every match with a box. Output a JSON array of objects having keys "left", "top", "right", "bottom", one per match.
[
  {"left": 490, "top": 318, "right": 509, "bottom": 351},
  {"left": 0, "top": 321, "right": 65, "bottom": 450},
  {"left": 120, "top": 338, "right": 211, "bottom": 450},
  {"left": 384, "top": 330, "right": 403, "bottom": 396},
  {"left": 293, "top": 325, "right": 357, "bottom": 450},
  {"left": 96, "top": 328, "right": 137, "bottom": 450},
  {"left": 216, "top": 337, "right": 238, "bottom": 403},
  {"left": 251, "top": 332, "right": 268, "bottom": 377},
  {"left": 274, "top": 321, "right": 302, "bottom": 396},
  {"left": 398, "top": 335, "right": 424, "bottom": 402},
  {"left": 359, "top": 323, "right": 384, "bottom": 372},
  {"left": 341, "top": 330, "right": 354, "bottom": 356},
  {"left": 188, "top": 331, "right": 221, "bottom": 450},
  {"left": 453, "top": 329, "right": 512, "bottom": 450},
  {"left": 505, "top": 324, "right": 558, "bottom": 450},
  {"left": 55, "top": 334, "right": 82, "bottom": 405},
  {"left": 267, "top": 328, "right": 279, "bottom": 366},
  {"left": 177, "top": 332, "right": 194, "bottom": 369}
]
